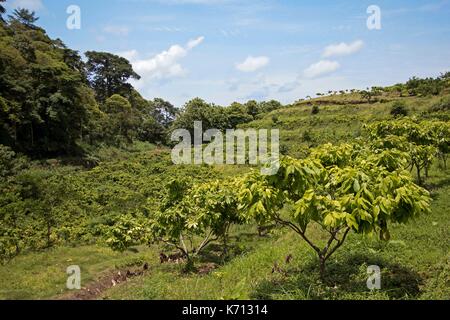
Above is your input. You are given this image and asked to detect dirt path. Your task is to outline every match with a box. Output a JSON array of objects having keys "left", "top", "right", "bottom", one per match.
[{"left": 57, "top": 263, "right": 149, "bottom": 300}]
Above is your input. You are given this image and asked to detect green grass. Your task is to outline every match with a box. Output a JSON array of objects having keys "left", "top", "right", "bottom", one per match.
[
  {"left": 1, "top": 93, "right": 448, "bottom": 300},
  {"left": 0, "top": 245, "right": 158, "bottom": 300},
  {"left": 99, "top": 166, "right": 449, "bottom": 300}
]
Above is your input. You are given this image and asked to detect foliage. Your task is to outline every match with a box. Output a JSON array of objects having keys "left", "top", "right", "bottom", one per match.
[
  {"left": 406, "top": 76, "right": 446, "bottom": 97},
  {"left": 170, "top": 98, "right": 283, "bottom": 138},
  {"left": 311, "top": 105, "right": 320, "bottom": 115},
  {"left": 85, "top": 51, "right": 140, "bottom": 102},
  {"left": 0, "top": 16, "right": 99, "bottom": 155},
  {"left": 360, "top": 87, "right": 382, "bottom": 103},
  {"left": 390, "top": 101, "right": 408, "bottom": 118},
  {"left": 149, "top": 178, "right": 246, "bottom": 260},
  {"left": 366, "top": 118, "right": 450, "bottom": 183},
  {"left": 0, "top": 14, "right": 178, "bottom": 157},
  {"left": 0, "top": 144, "right": 28, "bottom": 178},
  {"left": 238, "top": 144, "right": 431, "bottom": 276}
]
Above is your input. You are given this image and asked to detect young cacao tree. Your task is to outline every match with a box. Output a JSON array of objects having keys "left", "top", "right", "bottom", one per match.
[
  {"left": 150, "top": 178, "right": 246, "bottom": 262},
  {"left": 239, "top": 144, "right": 431, "bottom": 277},
  {"left": 366, "top": 118, "right": 449, "bottom": 184}
]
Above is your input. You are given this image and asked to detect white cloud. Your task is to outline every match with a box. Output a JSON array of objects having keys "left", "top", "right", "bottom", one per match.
[
  {"left": 117, "top": 50, "right": 140, "bottom": 61},
  {"left": 187, "top": 36, "right": 205, "bottom": 49},
  {"left": 322, "top": 40, "right": 364, "bottom": 58},
  {"left": 303, "top": 60, "right": 340, "bottom": 79},
  {"left": 9, "top": 0, "right": 43, "bottom": 11},
  {"left": 130, "top": 36, "right": 205, "bottom": 82},
  {"left": 236, "top": 56, "right": 270, "bottom": 72},
  {"left": 103, "top": 26, "right": 130, "bottom": 36}
]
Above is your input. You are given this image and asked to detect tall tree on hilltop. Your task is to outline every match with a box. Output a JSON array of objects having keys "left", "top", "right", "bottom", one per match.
[
  {"left": 152, "top": 98, "right": 177, "bottom": 128},
  {"left": 8, "top": 8, "right": 39, "bottom": 28},
  {"left": 85, "top": 51, "right": 141, "bottom": 102},
  {"left": 0, "top": 0, "right": 6, "bottom": 23}
]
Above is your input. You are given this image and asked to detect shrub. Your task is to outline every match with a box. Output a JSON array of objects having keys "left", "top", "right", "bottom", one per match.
[
  {"left": 311, "top": 105, "right": 320, "bottom": 115},
  {"left": 390, "top": 101, "right": 408, "bottom": 118},
  {"left": 0, "top": 145, "right": 28, "bottom": 178}
]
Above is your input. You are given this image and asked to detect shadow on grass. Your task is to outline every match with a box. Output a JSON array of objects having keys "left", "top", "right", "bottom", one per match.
[
  {"left": 251, "top": 253, "right": 423, "bottom": 300},
  {"left": 425, "top": 175, "right": 450, "bottom": 193},
  {"left": 197, "top": 243, "right": 246, "bottom": 265}
]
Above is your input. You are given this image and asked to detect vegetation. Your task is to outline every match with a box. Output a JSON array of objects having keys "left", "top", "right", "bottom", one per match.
[
  {"left": 0, "top": 5, "right": 449, "bottom": 301},
  {"left": 390, "top": 101, "right": 409, "bottom": 118}
]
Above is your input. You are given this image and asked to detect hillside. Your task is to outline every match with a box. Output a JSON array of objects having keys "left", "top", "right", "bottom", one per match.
[
  {"left": 1, "top": 92, "right": 449, "bottom": 300},
  {"left": 1, "top": 5, "right": 449, "bottom": 302}
]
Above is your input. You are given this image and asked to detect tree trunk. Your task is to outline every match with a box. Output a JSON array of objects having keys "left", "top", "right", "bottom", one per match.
[
  {"left": 416, "top": 165, "right": 422, "bottom": 185},
  {"left": 319, "top": 256, "right": 326, "bottom": 279},
  {"left": 46, "top": 223, "right": 52, "bottom": 248}
]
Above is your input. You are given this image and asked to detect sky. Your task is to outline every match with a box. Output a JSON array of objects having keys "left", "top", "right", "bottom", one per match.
[{"left": 4, "top": 0, "right": 450, "bottom": 107}]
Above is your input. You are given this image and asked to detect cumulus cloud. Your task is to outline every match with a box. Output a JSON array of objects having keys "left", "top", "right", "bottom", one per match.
[
  {"left": 187, "top": 36, "right": 205, "bottom": 49},
  {"left": 9, "top": 0, "right": 43, "bottom": 11},
  {"left": 117, "top": 50, "right": 140, "bottom": 61},
  {"left": 303, "top": 60, "right": 340, "bottom": 79},
  {"left": 129, "top": 36, "right": 205, "bottom": 82},
  {"left": 322, "top": 40, "right": 364, "bottom": 58},
  {"left": 236, "top": 56, "right": 270, "bottom": 72}
]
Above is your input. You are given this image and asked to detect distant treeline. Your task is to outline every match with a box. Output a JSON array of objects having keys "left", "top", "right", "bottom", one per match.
[
  {"left": 1, "top": 5, "right": 449, "bottom": 159},
  {"left": 0, "top": 7, "right": 283, "bottom": 158}
]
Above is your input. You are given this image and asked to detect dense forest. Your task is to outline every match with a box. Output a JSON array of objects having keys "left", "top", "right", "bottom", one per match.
[
  {"left": 0, "top": 4, "right": 449, "bottom": 300},
  {"left": 0, "top": 7, "right": 284, "bottom": 159}
]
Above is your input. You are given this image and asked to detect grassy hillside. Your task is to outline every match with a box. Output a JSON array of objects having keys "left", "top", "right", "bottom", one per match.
[{"left": 0, "top": 93, "right": 448, "bottom": 300}]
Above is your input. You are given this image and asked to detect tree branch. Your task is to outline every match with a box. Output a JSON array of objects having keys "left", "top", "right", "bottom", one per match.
[{"left": 325, "top": 227, "right": 351, "bottom": 260}]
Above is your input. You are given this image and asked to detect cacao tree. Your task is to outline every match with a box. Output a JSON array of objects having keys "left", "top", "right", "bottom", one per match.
[
  {"left": 366, "top": 118, "right": 450, "bottom": 183},
  {"left": 150, "top": 178, "right": 246, "bottom": 262},
  {"left": 239, "top": 144, "right": 431, "bottom": 277}
]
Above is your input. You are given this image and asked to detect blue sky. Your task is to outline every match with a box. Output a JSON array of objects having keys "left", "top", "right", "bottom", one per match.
[{"left": 5, "top": 0, "right": 450, "bottom": 106}]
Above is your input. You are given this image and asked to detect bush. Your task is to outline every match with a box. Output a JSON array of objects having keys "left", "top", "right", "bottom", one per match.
[
  {"left": 0, "top": 145, "right": 28, "bottom": 178},
  {"left": 311, "top": 105, "right": 320, "bottom": 115},
  {"left": 390, "top": 101, "right": 408, "bottom": 118}
]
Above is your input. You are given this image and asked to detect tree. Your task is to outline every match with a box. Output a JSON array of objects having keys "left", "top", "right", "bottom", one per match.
[
  {"left": 106, "top": 177, "right": 247, "bottom": 265},
  {"left": 259, "top": 100, "right": 282, "bottom": 113},
  {"left": 170, "top": 98, "right": 228, "bottom": 137},
  {"left": 151, "top": 98, "right": 177, "bottom": 128},
  {"left": 225, "top": 102, "right": 253, "bottom": 128},
  {"left": 360, "top": 90, "right": 373, "bottom": 103},
  {"left": 85, "top": 51, "right": 140, "bottom": 102},
  {"left": 102, "top": 94, "right": 137, "bottom": 144},
  {"left": 245, "top": 100, "right": 260, "bottom": 118},
  {"left": 366, "top": 118, "right": 448, "bottom": 184},
  {"left": 239, "top": 144, "right": 431, "bottom": 278},
  {"left": 8, "top": 8, "right": 39, "bottom": 28},
  {"left": 0, "top": 0, "right": 6, "bottom": 23}
]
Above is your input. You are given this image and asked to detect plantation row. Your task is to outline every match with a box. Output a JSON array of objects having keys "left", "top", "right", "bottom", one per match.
[
  {"left": 106, "top": 118, "right": 449, "bottom": 276},
  {"left": 1, "top": 116, "right": 448, "bottom": 267}
]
